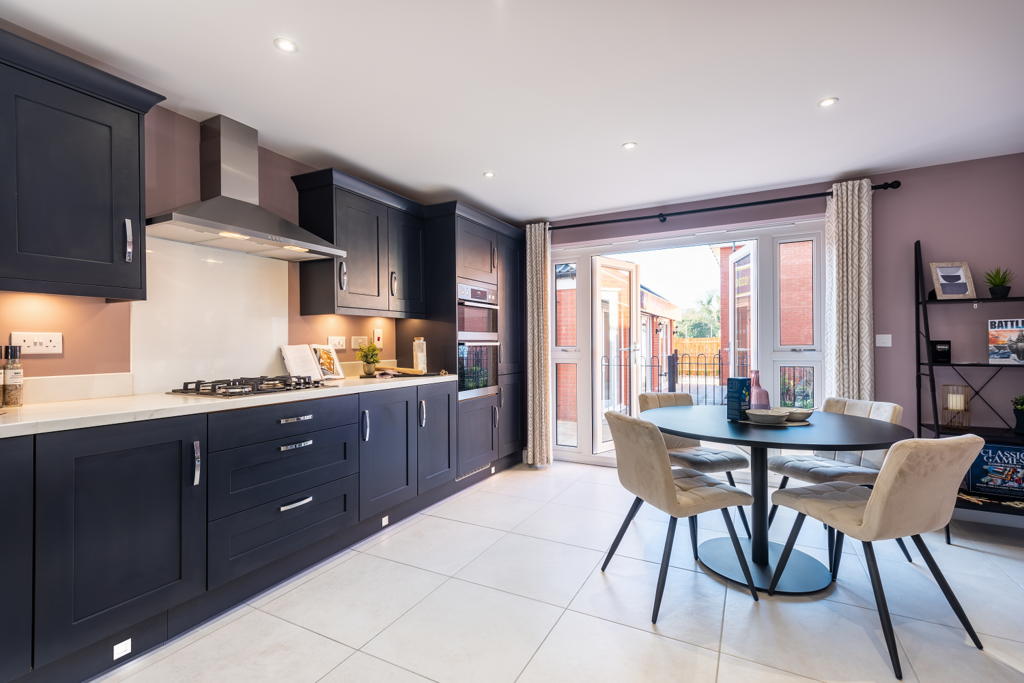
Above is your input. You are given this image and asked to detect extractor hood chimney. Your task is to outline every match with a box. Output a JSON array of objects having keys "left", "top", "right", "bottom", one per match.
[{"left": 146, "top": 116, "right": 345, "bottom": 262}]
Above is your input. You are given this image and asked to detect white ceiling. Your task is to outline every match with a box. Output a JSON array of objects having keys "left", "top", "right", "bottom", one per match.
[{"left": 4, "top": 0, "right": 1024, "bottom": 224}]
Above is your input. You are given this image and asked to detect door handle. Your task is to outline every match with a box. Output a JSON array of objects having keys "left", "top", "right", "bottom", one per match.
[
  {"left": 499, "top": 386, "right": 504, "bottom": 408},
  {"left": 391, "top": 271, "right": 397, "bottom": 296},
  {"left": 280, "top": 439, "right": 313, "bottom": 452},
  {"left": 492, "top": 405, "right": 499, "bottom": 429},
  {"left": 419, "top": 400, "right": 427, "bottom": 428},
  {"left": 193, "top": 441, "right": 201, "bottom": 486},
  {"left": 280, "top": 496, "right": 313, "bottom": 512},
  {"left": 339, "top": 261, "right": 347, "bottom": 291},
  {"left": 362, "top": 410, "right": 370, "bottom": 441},
  {"left": 491, "top": 246, "right": 497, "bottom": 269},
  {"left": 279, "top": 414, "right": 313, "bottom": 424},
  {"left": 125, "top": 219, "right": 133, "bottom": 263}
]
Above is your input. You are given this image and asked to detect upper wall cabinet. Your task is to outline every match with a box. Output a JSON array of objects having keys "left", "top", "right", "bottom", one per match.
[
  {"left": 0, "top": 29, "right": 164, "bottom": 300},
  {"left": 456, "top": 217, "right": 498, "bottom": 286},
  {"left": 294, "top": 169, "right": 425, "bottom": 318}
]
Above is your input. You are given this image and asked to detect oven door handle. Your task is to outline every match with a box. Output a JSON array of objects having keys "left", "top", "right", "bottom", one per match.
[
  {"left": 457, "top": 300, "right": 499, "bottom": 310},
  {"left": 458, "top": 341, "right": 501, "bottom": 347}
]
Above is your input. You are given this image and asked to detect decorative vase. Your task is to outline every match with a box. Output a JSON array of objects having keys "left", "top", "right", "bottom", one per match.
[
  {"left": 362, "top": 362, "right": 377, "bottom": 377},
  {"left": 1015, "top": 408, "right": 1024, "bottom": 435},
  {"left": 990, "top": 286, "right": 1011, "bottom": 299},
  {"left": 750, "top": 369, "right": 771, "bottom": 410}
]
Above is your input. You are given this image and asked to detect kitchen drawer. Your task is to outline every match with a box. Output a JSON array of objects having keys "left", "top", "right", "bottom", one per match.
[
  {"left": 208, "top": 395, "right": 358, "bottom": 451},
  {"left": 208, "top": 474, "right": 358, "bottom": 589},
  {"left": 208, "top": 425, "right": 358, "bottom": 521}
]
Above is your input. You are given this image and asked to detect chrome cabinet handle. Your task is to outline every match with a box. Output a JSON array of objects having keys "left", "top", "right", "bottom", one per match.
[
  {"left": 499, "top": 387, "right": 504, "bottom": 408},
  {"left": 362, "top": 410, "right": 370, "bottom": 441},
  {"left": 125, "top": 219, "right": 133, "bottom": 263},
  {"left": 280, "top": 496, "right": 313, "bottom": 512},
  {"left": 499, "top": 344, "right": 503, "bottom": 364},
  {"left": 280, "top": 439, "right": 313, "bottom": 452},
  {"left": 419, "top": 400, "right": 427, "bottom": 428},
  {"left": 492, "top": 405, "right": 499, "bottom": 429},
  {"left": 193, "top": 441, "right": 201, "bottom": 486},
  {"left": 391, "top": 271, "right": 397, "bottom": 296},
  {"left": 280, "top": 414, "right": 313, "bottom": 424},
  {"left": 339, "top": 261, "right": 347, "bottom": 290},
  {"left": 491, "top": 246, "right": 497, "bottom": 269}
]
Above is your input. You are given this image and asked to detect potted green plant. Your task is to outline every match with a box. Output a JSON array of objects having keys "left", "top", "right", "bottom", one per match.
[
  {"left": 357, "top": 341, "right": 380, "bottom": 377},
  {"left": 1014, "top": 395, "right": 1024, "bottom": 435},
  {"left": 984, "top": 267, "right": 1015, "bottom": 299}
]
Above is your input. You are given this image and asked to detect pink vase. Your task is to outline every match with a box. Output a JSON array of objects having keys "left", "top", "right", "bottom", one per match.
[{"left": 750, "top": 369, "right": 770, "bottom": 410}]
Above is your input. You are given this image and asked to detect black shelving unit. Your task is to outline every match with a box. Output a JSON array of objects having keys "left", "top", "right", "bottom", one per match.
[{"left": 914, "top": 240, "right": 1024, "bottom": 524}]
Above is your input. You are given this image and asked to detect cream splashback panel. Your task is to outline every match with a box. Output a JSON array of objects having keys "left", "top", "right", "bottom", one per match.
[{"left": 132, "top": 238, "right": 288, "bottom": 395}]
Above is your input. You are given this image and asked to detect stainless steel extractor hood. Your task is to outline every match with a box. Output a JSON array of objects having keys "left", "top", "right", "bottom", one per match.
[{"left": 146, "top": 116, "right": 345, "bottom": 262}]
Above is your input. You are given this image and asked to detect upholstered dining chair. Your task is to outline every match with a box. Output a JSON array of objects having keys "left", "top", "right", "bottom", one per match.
[
  {"left": 766, "top": 397, "right": 917, "bottom": 563},
  {"left": 602, "top": 411, "right": 759, "bottom": 623},
  {"left": 639, "top": 393, "right": 752, "bottom": 540},
  {"left": 768, "top": 434, "right": 985, "bottom": 680}
]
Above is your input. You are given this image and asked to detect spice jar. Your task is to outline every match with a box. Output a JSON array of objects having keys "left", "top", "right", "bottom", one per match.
[
  {"left": 413, "top": 337, "right": 427, "bottom": 373},
  {"left": 4, "top": 345, "right": 23, "bottom": 407}
]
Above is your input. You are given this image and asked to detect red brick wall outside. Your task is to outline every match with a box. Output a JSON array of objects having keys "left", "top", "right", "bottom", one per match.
[
  {"left": 779, "top": 240, "right": 813, "bottom": 346},
  {"left": 718, "top": 246, "right": 736, "bottom": 385},
  {"left": 555, "top": 287, "right": 577, "bottom": 423}
]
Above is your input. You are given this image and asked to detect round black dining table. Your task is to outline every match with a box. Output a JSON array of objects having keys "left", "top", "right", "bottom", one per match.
[{"left": 641, "top": 404, "right": 914, "bottom": 594}]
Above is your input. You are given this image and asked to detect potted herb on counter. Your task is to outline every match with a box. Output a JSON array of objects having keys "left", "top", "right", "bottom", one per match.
[
  {"left": 357, "top": 341, "right": 381, "bottom": 377},
  {"left": 1014, "top": 395, "right": 1024, "bottom": 435},
  {"left": 984, "top": 267, "right": 1014, "bottom": 299}
]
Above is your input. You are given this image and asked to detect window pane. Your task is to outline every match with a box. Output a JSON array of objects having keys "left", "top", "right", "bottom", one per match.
[
  {"left": 779, "top": 365, "right": 814, "bottom": 409},
  {"left": 779, "top": 241, "right": 813, "bottom": 346},
  {"left": 555, "top": 263, "right": 577, "bottom": 347},
  {"left": 556, "top": 363, "right": 578, "bottom": 447},
  {"left": 598, "top": 265, "right": 633, "bottom": 443}
]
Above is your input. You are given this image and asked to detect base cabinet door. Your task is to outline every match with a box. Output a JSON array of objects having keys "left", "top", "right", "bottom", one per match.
[
  {"left": 457, "top": 394, "right": 499, "bottom": 477},
  {"left": 0, "top": 436, "right": 32, "bottom": 683},
  {"left": 417, "top": 382, "right": 457, "bottom": 494},
  {"left": 498, "top": 373, "right": 524, "bottom": 457},
  {"left": 34, "top": 416, "right": 208, "bottom": 667},
  {"left": 359, "top": 387, "right": 418, "bottom": 520}
]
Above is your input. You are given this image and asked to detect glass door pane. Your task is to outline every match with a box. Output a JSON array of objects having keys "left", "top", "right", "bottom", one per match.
[
  {"left": 728, "top": 244, "right": 755, "bottom": 380},
  {"left": 592, "top": 256, "right": 639, "bottom": 453},
  {"left": 771, "top": 233, "right": 823, "bottom": 408},
  {"left": 555, "top": 363, "right": 578, "bottom": 447}
]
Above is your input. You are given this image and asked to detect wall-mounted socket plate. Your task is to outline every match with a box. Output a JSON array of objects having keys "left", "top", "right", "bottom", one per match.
[
  {"left": 373, "top": 328, "right": 383, "bottom": 347},
  {"left": 351, "top": 336, "right": 368, "bottom": 349},
  {"left": 381, "top": 515, "right": 389, "bottom": 527},
  {"left": 113, "top": 638, "right": 131, "bottom": 660},
  {"left": 11, "top": 332, "right": 63, "bottom": 354},
  {"left": 328, "top": 336, "right": 346, "bottom": 350}
]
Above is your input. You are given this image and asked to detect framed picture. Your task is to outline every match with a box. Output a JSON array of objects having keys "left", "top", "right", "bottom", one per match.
[
  {"left": 310, "top": 344, "right": 344, "bottom": 379},
  {"left": 930, "top": 262, "right": 976, "bottom": 299}
]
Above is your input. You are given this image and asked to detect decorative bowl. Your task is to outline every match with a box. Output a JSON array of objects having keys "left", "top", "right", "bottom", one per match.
[
  {"left": 784, "top": 407, "right": 814, "bottom": 421},
  {"left": 745, "top": 408, "right": 791, "bottom": 425}
]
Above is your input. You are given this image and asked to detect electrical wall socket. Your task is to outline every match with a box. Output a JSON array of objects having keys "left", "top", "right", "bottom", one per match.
[
  {"left": 328, "top": 336, "right": 346, "bottom": 350},
  {"left": 381, "top": 515, "right": 389, "bottom": 527},
  {"left": 11, "top": 332, "right": 63, "bottom": 354},
  {"left": 113, "top": 638, "right": 131, "bottom": 660},
  {"left": 351, "top": 336, "right": 368, "bottom": 349},
  {"left": 373, "top": 328, "right": 383, "bottom": 347}
]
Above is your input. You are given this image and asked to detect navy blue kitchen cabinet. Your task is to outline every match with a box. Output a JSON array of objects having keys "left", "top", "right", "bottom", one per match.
[
  {"left": 458, "top": 393, "right": 500, "bottom": 477},
  {"left": 456, "top": 217, "right": 499, "bottom": 286},
  {"left": 498, "top": 373, "right": 524, "bottom": 458},
  {"left": 417, "top": 382, "right": 458, "bottom": 494},
  {"left": 0, "top": 28, "right": 163, "bottom": 300},
  {"left": 34, "top": 416, "right": 207, "bottom": 667},
  {"left": 498, "top": 232, "right": 525, "bottom": 375},
  {"left": 0, "top": 436, "right": 33, "bottom": 683},
  {"left": 388, "top": 207, "right": 426, "bottom": 315},
  {"left": 359, "top": 387, "right": 419, "bottom": 520}
]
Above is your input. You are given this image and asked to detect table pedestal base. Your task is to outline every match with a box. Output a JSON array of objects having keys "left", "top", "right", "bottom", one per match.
[{"left": 698, "top": 537, "right": 831, "bottom": 595}]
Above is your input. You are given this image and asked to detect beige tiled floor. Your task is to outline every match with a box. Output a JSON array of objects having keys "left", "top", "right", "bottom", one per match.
[{"left": 90, "top": 460, "right": 1024, "bottom": 683}]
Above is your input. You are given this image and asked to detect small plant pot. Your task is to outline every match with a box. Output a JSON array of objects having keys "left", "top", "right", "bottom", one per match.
[
  {"left": 1015, "top": 408, "right": 1024, "bottom": 435},
  {"left": 990, "top": 286, "right": 1012, "bottom": 299},
  {"left": 362, "top": 363, "right": 377, "bottom": 377}
]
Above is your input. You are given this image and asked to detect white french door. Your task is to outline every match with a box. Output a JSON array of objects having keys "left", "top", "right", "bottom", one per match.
[
  {"left": 769, "top": 233, "right": 823, "bottom": 409},
  {"left": 592, "top": 256, "right": 640, "bottom": 454},
  {"left": 728, "top": 243, "right": 756, "bottom": 380}
]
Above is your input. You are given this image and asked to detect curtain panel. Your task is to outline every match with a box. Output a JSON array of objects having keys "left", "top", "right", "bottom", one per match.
[
  {"left": 824, "top": 178, "right": 874, "bottom": 401},
  {"left": 524, "top": 222, "right": 553, "bottom": 466}
]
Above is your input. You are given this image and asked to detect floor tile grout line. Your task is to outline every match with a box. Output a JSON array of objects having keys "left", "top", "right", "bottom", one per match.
[
  {"left": 511, "top": 608, "right": 568, "bottom": 683},
  {"left": 354, "top": 651, "right": 445, "bottom": 683},
  {"left": 716, "top": 652, "right": 831, "bottom": 683}
]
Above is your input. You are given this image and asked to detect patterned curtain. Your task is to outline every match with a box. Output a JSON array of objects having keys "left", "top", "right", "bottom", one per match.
[
  {"left": 524, "top": 222, "right": 553, "bottom": 466},
  {"left": 824, "top": 179, "right": 874, "bottom": 400}
]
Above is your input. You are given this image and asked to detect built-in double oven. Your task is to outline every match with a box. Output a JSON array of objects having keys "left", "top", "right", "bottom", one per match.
[{"left": 457, "top": 279, "right": 500, "bottom": 400}]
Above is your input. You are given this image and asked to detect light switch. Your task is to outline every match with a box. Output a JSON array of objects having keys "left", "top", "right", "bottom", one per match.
[
  {"left": 373, "top": 328, "right": 383, "bottom": 347},
  {"left": 875, "top": 334, "right": 892, "bottom": 348},
  {"left": 351, "top": 336, "right": 368, "bottom": 349},
  {"left": 113, "top": 638, "right": 132, "bottom": 660},
  {"left": 328, "top": 336, "right": 346, "bottom": 350}
]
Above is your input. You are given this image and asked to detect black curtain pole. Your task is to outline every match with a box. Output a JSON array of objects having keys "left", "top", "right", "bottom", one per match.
[{"left": 548, "top": 180, "right": 901, "bottom": 231}]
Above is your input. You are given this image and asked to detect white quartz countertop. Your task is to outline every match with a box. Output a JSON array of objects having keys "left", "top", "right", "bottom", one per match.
[{"left": 0, "top": 374, "right": 456, "bottom": 439}]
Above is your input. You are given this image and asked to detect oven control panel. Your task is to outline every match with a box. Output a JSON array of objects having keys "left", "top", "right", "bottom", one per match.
[{"left": 457, "top": 282, "right": 497, "bottom": 304}]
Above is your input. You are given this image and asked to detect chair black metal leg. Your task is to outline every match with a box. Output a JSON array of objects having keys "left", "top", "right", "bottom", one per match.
[
  {"left": 602, "top": 496, "right": 643, "bottom": 572},
  {"left": 725, "top": 471, "right": 752, "bottom": 539},
  {"left": 652, "top": 516, "right": 678, "bottom": 623},
  {"left": 945, "top": 524, "right": 951, "bottom": 545},
  {"left": 862, "top": 542, "right": 903, "bottom": 680},
  {"left": 721, "top": 508, "right": 758, "bottom": 601},
  {"left": 894, "top": 537, "right": 913, "bottom": 563},
  {"left": 832, "top": 531, "right": 845, "bottom": 582},
  {"left": 768, "top": 513, "right": 805, "bottom": 595},
  {"left": 768, "top": 476, "right": 789, "bottom": 528},
  {"left": 911, "top": 535, "right": 983, "bottom": 650},
  {"left": 688, "top": 515, "right": 699, "bottom": 561},
  {"left": 828, "top": 527, "right": 835, "bottom": 573}
]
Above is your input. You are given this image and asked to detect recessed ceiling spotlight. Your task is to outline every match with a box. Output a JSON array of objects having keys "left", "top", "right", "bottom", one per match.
[
  {"left": 622, "top": 142, "right": 638, "bottom": 149},
  {"left": 274, "top": 38, "right": 299, "bottom": 53},
  {"left": 818, "top": 97, "right": 839, "bottom": 107},
  {"left": 483, "top": 171, "right": 495, "bottom": 178}
]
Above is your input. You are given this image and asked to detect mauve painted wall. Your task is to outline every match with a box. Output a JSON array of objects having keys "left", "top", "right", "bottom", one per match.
[{"left": 552, "top": 152, "right": 1024, "bottom": 430}]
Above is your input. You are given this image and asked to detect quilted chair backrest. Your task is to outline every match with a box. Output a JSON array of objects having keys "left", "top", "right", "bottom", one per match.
[
  {"left": 813, "top": 397, "right": 905, "bottom": 470},
  {"left": 605, "top": 411, "right": 679, "bottom": 516},
  {"left": 638, "top": 393, "right": 700, "bottom": 450},
  {"left": 860, "top": 435, "right": 984, "bottom": 540}
]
